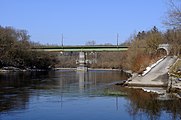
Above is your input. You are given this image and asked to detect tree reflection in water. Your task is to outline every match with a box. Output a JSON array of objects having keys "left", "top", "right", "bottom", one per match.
[
  {"left": 0, "top": 71, "right": 49, "bottom": 113},
  {"left": 1, "top": 71, "right": 181, "bottom": 120},
  {"left": 0, "top": 73, "right": 30, "bottom": 112},
  {"left": 126, "top": 88, "right": 181, "bottom": 120}
]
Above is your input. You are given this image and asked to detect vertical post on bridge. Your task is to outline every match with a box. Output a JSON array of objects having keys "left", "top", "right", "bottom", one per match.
[
  {"left": 61, "top": 34, "right": 64, "bottom": 47},
  {"left": 77, "top": 52, "right": 88, "bottom": 72},
  {"left": 117, "top": 33, "right": 119, "bottom": 47}
]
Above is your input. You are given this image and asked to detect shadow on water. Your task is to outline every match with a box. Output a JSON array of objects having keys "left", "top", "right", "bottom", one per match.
[{"left": 0, "top": 70, "right": 181, "bottom": 120}]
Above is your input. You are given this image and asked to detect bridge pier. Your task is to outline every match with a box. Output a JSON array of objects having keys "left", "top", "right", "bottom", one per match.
[{"left": 77, "top": 52, "right": 88, "bottom": 72}]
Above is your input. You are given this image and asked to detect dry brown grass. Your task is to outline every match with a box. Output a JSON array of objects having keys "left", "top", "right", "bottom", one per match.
[{"left": 170, "top": 59, "right": 181, "bottom": 77}]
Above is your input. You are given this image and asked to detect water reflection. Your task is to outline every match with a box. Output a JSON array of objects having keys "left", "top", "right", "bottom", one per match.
[
  {"left": 125, "top": 88, "right": 181, "bottom": 120},
  {"left": 0, "top": 70, "right": 181, "bottom": 120},
  {"left": 0, "top": 70, "right": 127, "bottom": 113},
  {"left": 78, "top": 72, "right": 87, "bottom": 92},
  {"left": 0, "top": 72, "right": 45, "bottom": 112}
]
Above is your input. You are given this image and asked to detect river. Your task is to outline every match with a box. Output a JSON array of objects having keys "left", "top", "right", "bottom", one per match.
[{"left": 0, "top": 70, "right": 181, "bottom": 120}]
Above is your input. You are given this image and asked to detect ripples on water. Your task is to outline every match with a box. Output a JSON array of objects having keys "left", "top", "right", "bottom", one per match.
[{"left": 0, "top": 70, "right": 181, "bottom": 120}]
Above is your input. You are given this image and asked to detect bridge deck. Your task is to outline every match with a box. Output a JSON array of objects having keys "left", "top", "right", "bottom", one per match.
[{"left": 32, "top": 45, "right": 128, "bottom": 52}]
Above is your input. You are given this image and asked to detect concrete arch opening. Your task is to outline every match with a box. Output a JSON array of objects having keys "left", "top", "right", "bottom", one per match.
[
  {"left": 157, "top": 44, "right": 170, "bottom": 55},
  {"left": 157, "top": 48, "right": 168, "bottom": 56}
]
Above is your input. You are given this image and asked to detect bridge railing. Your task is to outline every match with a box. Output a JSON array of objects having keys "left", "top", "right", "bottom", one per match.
[{"left": 31, "top": 45, "right": 129, "bottom": 52}]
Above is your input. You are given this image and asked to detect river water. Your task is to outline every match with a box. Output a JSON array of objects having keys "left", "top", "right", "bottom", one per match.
[{"left": 0, "top": 70, "right": 181, "bottom": 120}]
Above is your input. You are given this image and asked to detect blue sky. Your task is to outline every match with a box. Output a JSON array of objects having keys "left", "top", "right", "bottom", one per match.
[{"left": 0, "top": 0, "right": 168, "bottom": 45}]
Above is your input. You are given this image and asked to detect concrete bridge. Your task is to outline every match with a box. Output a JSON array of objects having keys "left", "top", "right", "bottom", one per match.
[
  {"left": 32, "top": 45, "right": 129, "bottom": 71},
  {"left": 32, "top": 45, "right": 129, "bottom": 52}
]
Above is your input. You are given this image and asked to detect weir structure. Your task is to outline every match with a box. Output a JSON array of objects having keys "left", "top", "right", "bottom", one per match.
[{"left": 32, "top": 45, "right": 129, "bottom": 71}]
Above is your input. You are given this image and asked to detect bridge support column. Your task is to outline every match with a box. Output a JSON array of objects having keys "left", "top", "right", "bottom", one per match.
[{"left": 77, "top": 52, "right": 88, "bottom": 72}]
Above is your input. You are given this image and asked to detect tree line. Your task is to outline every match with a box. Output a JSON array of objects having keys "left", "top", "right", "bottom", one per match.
[
  {"left": 0, "top": 26, "right": 58, "bottom": 70},
  {"left": 0, "top": 26, "right": 180, "bottom": 71}
]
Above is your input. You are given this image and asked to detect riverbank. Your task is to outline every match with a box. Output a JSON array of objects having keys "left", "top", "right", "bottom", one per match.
[
  {"left": 54, "top": 67, "right": 128, "bottom": 72},
  {"left": 0, "top": 66, "right": 53, "bottom": 73},
  {"left": 119, "top": 56, "right": 181, "bottom": 99},
  {"left": 0, "top": 66, "right": 129, "bottom": 73},
  {"left": 125, "top": 56, "right": 177, "bottom": 87}
]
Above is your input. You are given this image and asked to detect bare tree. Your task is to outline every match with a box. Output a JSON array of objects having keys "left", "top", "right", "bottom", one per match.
[
  {"left": 85, "top": 40, "right": 96, "bottom": 46},
  {"left": 164, "top": 0, "right": 181, "bottom": 29}
]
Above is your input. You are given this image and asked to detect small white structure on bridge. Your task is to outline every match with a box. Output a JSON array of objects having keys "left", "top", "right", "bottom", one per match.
[{"left": 158, "top": 44, "right": 170, "bottom": 55}]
